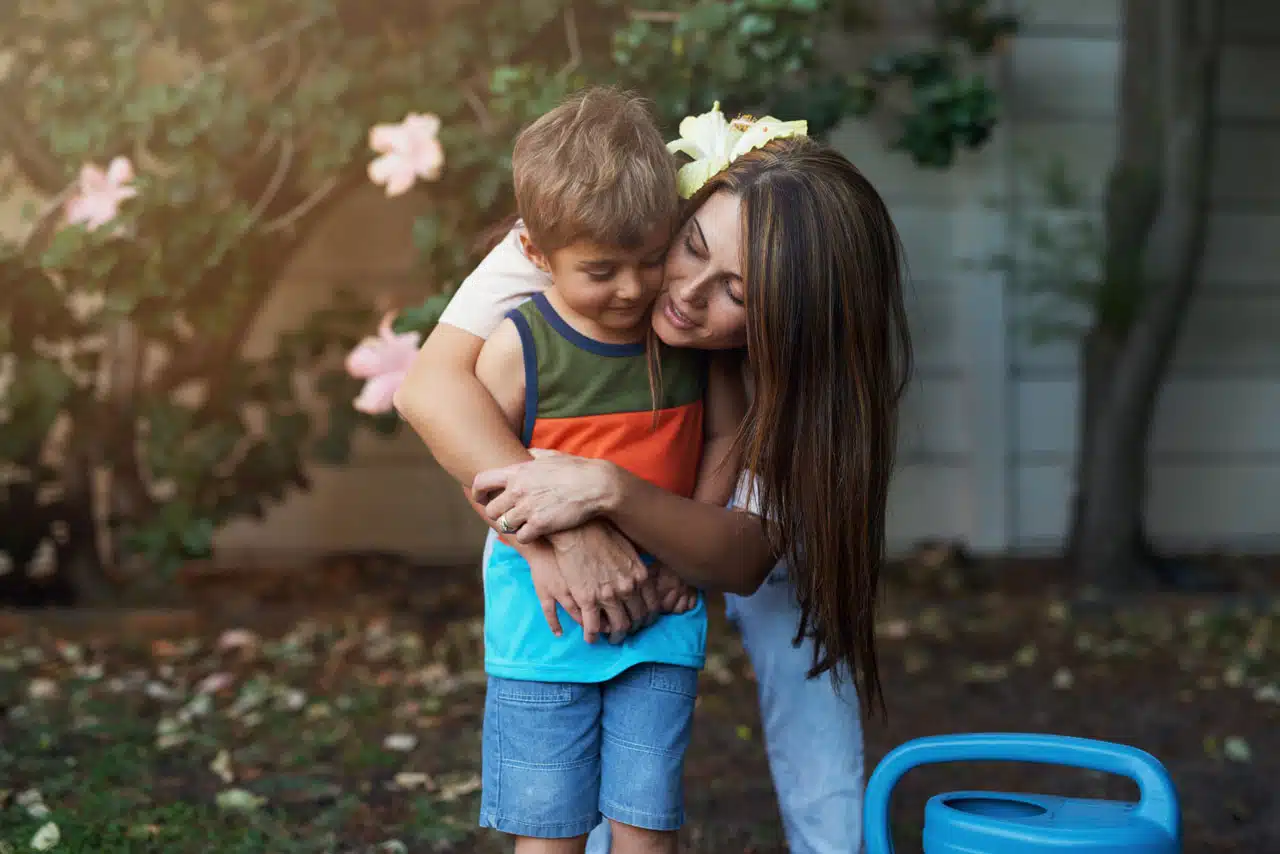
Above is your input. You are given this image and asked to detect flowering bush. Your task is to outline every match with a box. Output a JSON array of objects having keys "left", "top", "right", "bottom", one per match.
[{"left": 0, "top": 0, "right": 1013, "bottom": 601}]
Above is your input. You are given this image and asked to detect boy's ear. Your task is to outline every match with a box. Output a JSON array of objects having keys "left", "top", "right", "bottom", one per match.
[{"left": 518, "top": 231, "right": 551, "bottom": 273}]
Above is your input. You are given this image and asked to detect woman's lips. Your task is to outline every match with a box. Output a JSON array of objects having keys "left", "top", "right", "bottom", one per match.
[{"left": 662, "top": 296, "right": 697, "bottom": 331}]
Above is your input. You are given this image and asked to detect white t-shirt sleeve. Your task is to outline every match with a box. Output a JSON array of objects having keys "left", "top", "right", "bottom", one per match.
[
  {"left": 437, "top": 222, "right": 552, "bottom": 340},
  {"left": 730, "top": 471, "right": 764, "bottom": 517}
]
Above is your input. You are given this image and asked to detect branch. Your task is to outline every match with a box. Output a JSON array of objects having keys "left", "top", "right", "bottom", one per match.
[
  {"left": 0, "top": 94, "right": 66, "bottom": 193},
  {"left": 461, "top": 85, "right": 495, "bottom": 134},
  {"left": 627, "top": 9, "right": 681, "bottom": 23},
  {"left": 1, "top": 12, "right": 322, "bottom": 195},
  {"left": 133, "top": 135, "right": 178, "bottom": 178},
  {"left": 19, "top": 182, "right": 77, "bottom": 256},
  {"left": 558, "top": 7, "right": 582, "bottom": 79},
  {"left": 153, "top": 167, "right": 367, "bottom": 395},
  {"left": 260, "top": 28, "right": 305, "bottom": 104},
  {"left": 176, "top": 14, "right": 322, "bottom": 102},
  {"left": 263, "top": 175, "right": 339, "bottom": 233},
  {"left": 243, "top": 136, "right": 294, "bottom": 231}
]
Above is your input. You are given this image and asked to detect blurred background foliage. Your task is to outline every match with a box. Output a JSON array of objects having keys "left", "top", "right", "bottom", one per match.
[{"left": 0, "top": 0, "right": 1014, "bottom": 600}]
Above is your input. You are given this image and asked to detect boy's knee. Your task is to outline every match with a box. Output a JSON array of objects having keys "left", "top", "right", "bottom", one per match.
[
  {"left": 513, "top": 835, "right": 590, "bottom": 854},
  {"left": 606, "top": 820, "right": 678, "bottom": 854}
]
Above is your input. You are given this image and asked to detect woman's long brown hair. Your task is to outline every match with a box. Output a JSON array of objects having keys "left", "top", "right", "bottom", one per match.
[{"left": 685, "top": 138, "right": 912, "bottom": 717}]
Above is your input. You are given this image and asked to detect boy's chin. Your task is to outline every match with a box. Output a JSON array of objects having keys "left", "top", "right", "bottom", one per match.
[{"left": 597, "top": 310, "right": 652, "bottom": 332}]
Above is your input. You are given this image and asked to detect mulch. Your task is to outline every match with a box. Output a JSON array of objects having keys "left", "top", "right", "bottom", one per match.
[{"left": 1, "top": 546, "right": 1277, "bottom": 852}]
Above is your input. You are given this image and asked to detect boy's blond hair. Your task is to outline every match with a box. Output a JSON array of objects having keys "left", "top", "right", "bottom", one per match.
[{"left": 512, "top": 86, "right": 678, "bottom": 253}]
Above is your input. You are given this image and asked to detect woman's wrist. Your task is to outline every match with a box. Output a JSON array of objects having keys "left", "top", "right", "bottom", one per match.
[
  {"left": 594, "top": 459, "right": 628, "bottom": 517},
  {"left": 541, "top": 462, "right": 624, "bottom": 549}
]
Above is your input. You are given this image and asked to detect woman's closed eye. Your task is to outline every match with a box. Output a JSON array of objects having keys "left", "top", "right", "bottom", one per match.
[
  {"left": 682, "top": 232, "right": 704, "bottom": 259},
  {"left": 724, "top": 279, "right": 744, "bottom": 306}
]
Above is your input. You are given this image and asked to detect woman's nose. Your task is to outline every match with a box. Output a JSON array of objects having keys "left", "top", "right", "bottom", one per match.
[{"left": 673, "top": 273, "right": 710, "bottom": 308}]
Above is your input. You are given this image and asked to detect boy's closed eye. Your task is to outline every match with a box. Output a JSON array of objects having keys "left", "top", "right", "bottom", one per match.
[{"left": 578, "top": 262, "right": 617, "bottom": 282}]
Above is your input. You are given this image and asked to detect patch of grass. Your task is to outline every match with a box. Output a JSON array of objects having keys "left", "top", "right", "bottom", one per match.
[{"left": 0, "top": 619, "right": 492, "bottom": 853}]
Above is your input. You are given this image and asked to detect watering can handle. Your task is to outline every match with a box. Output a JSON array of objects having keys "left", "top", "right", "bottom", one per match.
[{"left": 862, "top": 733, "right": 1180, "bottom": 854}]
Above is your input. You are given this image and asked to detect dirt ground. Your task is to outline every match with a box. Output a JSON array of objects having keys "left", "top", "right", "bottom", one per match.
[{"left": 1, "top": 550, "right": 1277, "bottom": 852}]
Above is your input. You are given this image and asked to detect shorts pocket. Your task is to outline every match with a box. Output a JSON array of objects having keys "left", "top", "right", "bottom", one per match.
[
  {"left": 492, "top": 678, "right": 578, "bottom": 706},
  {"left": 647, "top": 663, "right": 699, "bottom": 698}
]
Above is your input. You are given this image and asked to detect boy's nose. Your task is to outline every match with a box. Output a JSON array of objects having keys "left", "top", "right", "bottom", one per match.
[{"left": 614, "top": 270, "right": 644, "bottom": 302}]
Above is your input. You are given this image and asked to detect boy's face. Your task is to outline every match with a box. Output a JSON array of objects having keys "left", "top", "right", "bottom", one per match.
[{"left": 521, "top": 227, "right": 669, "bottom": 331}]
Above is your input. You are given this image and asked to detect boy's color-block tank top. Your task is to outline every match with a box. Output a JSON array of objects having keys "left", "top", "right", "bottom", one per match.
[{"left": 483, "top": 293, "right": 709, "bottom": 682}]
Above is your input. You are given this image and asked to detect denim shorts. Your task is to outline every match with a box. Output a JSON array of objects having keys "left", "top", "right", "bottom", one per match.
[{"left": 479, "top": 662, "right": 699, "bottom": 838}]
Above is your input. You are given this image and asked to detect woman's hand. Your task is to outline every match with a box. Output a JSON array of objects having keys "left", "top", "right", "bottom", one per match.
[{"left": 473, "top": 452, "right": 620, "bottom": 543}]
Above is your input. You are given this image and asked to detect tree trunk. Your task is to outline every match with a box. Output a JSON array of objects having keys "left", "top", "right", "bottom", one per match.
[
  {"left": 1067, "top": 0, "right": 1224, "bottom": 588},
  {"left": 1072, "top": 328, "right": 1160, "bottom": 589},
  {"left": 62, "top": 453, "right": 120, "bottom": 606}
]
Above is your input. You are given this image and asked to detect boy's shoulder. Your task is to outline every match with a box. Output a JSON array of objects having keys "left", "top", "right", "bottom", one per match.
[{"left": 476, "top": 316, "right": 525, "bottom": 370}]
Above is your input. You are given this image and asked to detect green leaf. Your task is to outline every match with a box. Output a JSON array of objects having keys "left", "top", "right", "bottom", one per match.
[{"left": 392, "top": 292, "right": 454, "bottom": 336}]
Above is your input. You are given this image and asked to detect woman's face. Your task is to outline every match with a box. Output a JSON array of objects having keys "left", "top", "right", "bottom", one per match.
[{"left": 651, "top": 190, "right": 748, "bottom": 350}]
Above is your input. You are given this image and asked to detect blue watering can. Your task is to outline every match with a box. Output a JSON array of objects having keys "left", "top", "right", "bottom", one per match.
[{"left": 864, "top": 733, "right": 1181, "bottom": 854}]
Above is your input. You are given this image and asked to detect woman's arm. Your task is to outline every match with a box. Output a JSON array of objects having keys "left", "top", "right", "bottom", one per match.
[
  {"left": 604, "top": 468, "right": 776, "bottom": 594},
  {"left": 475, "top": 455, "right": 775, "bottom": 595},
  {"left": 395, "top": 323, "right": 533, "bottom": 485}
]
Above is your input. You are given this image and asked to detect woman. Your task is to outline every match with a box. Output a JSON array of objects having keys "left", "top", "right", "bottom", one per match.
[{"left": 396, "top": 128, "right": 911, "bottom": 853}]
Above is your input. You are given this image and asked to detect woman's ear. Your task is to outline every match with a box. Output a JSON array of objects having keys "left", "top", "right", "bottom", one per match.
[{"left": 518, "top": 231, "right": 551, "bottom": 273}]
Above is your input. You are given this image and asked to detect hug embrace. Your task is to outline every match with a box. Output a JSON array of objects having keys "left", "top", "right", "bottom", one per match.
[{"left": 394, "top": 85, "right": 912, "bottom": 854}]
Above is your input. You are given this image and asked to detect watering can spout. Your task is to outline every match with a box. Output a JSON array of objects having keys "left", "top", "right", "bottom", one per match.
[{"left": 863, "top": 733, "right": 1181, "bottom": 854}]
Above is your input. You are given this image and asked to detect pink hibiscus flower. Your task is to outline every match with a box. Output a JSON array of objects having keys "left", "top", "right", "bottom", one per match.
[
  {"left": 64, "top": 156, "right": 138, "bottom": 231},
  {"left": 345, "top": 312, "right": 422, "bottom": 414},
  {"left": 367, "top": 113, "right": 445, "bottom": 197}
]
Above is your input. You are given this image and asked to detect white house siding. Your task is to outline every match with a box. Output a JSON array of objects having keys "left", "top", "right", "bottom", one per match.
[
  {"left": 1005, "top": 0, "right": 1280, "bottom": 553},
  {"left": 821, "top": 0, "right": 1280, "bottom": 555}
]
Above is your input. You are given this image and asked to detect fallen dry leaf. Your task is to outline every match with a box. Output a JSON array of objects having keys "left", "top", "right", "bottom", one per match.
[
  {"left": 210, "top": 749, "right": 234, "bottom": 784},
  {"left": 1224, "top": 736, "right": 1252, "bottom": 763},
  {"left": 392, "top": 771, "right": 434, "bottom": 791},
  {"left": 27, "top": 678, "right": 58, "bottom": 701},
  {"left": 30, "top": 821, "right": 60, "bottom": 851},
  {"left": 383, "top": 733, "right": 417, "bottom": 752},
  {"left": 215, "top": 788, "right": 265, "bottom": 812}
]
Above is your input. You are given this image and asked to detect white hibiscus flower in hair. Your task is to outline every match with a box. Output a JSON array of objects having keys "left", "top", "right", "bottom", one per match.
[{"left": 665, "top": 102, "right": 807, "bottom": 198}]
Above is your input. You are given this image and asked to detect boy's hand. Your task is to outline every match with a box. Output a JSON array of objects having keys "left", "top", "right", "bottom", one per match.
[
  {"left": 521, "top": 539, "right": 578, "bottom": 637},
  {"left": 547, "top": 520, "right": 653, "bottom": 644},
  {"left": 605, "top": 571, "right": 663, "bottom": 644},
  {"left": 653, "top": 563, "right": 699, "bottom": 614}
]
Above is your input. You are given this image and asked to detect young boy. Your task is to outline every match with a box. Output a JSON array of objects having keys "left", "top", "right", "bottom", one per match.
[{"left": 443, "top": 88, "right": 741, "bottom": 854}]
